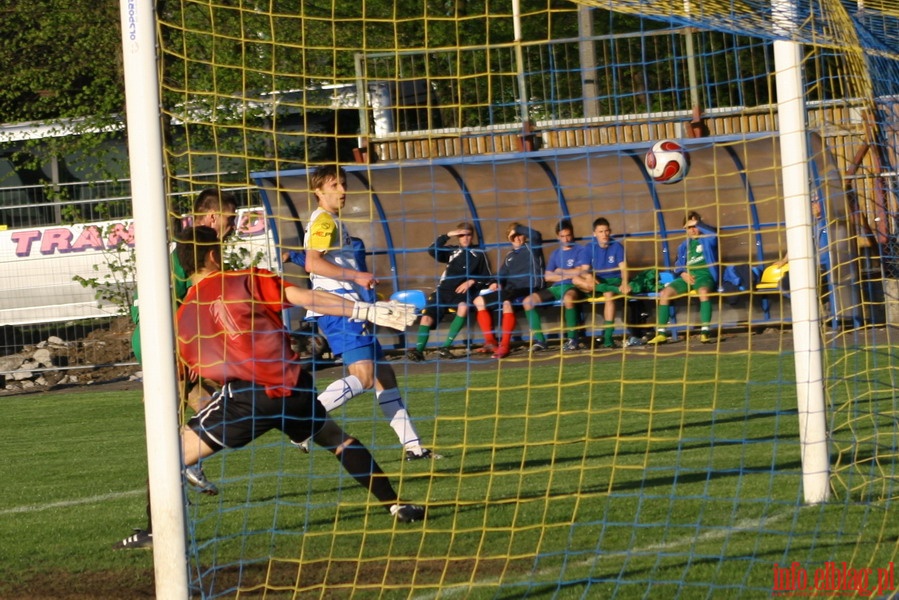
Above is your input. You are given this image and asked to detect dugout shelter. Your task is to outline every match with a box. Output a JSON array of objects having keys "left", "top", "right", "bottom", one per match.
[{"left": 253, "top": 132, "right": 860, "bottom": 345}]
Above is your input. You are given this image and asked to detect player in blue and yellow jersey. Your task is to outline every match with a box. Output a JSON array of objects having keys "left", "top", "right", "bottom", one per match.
[{"left": 301, "top": 165, "right": 439, "bottom": 461}]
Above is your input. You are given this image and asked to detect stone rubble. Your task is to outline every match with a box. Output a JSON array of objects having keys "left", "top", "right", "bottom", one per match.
[{"left": 0, "top": 321, "right": 139, "bottom": 394}]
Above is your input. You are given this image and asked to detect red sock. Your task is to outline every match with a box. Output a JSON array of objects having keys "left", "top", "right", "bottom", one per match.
[
  {"left": 476, "top": 309, "right": 498, "bottom": 347},
  {"left": 500, "top": 312, "right": 516, "bottom": 349}
]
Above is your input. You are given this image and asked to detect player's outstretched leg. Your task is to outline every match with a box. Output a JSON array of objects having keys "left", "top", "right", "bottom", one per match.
[
  {"left": 294, "top": 375, "right": 367, "bottom": 452},
  {"left": 318, "top": 375, "right": 365, "bottom": 412},
  {"left": 184, "top": 463, "right": 219, "bottom": 495},
  {"left": 113, "top": 528, "right": 153, "bottom": 550},
  {"left": 377, "top": 386, "right": 443, "bottom": 461},
  {"left": 312, "top": 420, "right": 426, "bottom": 522}
]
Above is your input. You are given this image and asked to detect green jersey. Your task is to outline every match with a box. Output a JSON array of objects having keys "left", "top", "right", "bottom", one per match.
[
  {"left": 685, "top": 239, "right": 708, "bottom": 272},
  {"left": 130, "top": 250, "right": 190, "bottom": 364}
]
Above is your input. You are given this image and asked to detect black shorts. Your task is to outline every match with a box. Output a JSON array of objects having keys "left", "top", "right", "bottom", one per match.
[
  {"left": 187, "top": 369, "right": 327, "bottom": 451},
  {"left": 422, "top": 286, "right": 480, "bottom": 323},
  {"left": 477, "top": 287, "right": 530, "bottom": 309}
]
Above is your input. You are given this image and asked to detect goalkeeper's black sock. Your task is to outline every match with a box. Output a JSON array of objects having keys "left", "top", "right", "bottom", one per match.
[{"left": 336, "top": 441, "right": 397, "bottom": 504}]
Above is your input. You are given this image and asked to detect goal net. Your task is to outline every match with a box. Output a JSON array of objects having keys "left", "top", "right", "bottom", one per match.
[{"left": 132, "top": 0, "right": 899, "bottom": 596}]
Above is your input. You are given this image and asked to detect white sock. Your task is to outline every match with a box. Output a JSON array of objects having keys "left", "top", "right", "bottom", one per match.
[
  {"left": 318, "top": 375, "right": 365, "bottom": 412},
  {"left": 377, "top": 387, "right": 421, "bottom": 449}
]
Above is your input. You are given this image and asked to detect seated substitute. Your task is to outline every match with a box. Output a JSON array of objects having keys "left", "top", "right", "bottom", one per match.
[
  {"left": 407, "top": 222, "right": 493, "bottom": 361},
  {"left": 572, "top": 217, "right": 631, "bottom": 349},
  {"left": 769, "top": 193, "right": 830, "bottom": 288},
  {"left": 174, "top": 226, "right": 426, "bottom": 523},
  {"left": 685, "top": 210, "right": 724, "bottom": 287},
  {"left": 472, "top": 222, "right": 546, "bottom": 359},
  {"left": 759, "top": 192, "right": 847, "bottom": 324},
  {"left": 521, "top": 218, "right": 589, "bottom": 352},
  {"left": 647, "top": 214, "right": 718, "bottom": 344}
]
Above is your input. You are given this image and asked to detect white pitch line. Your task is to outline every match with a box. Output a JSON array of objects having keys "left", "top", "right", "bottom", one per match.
[
  {"left": 412, "top": 510, "right": 794, "bottom": 600},
  {"left": 620, "top": 509, "right": 794, "bottom": 555},
  {"left": 0, "top": 489, "right": 144, "bottom": 516}
]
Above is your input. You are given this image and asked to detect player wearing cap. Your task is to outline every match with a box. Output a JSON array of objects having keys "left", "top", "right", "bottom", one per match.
[{"left": 471, "top": 222, "right": 545, "bottom": 359}]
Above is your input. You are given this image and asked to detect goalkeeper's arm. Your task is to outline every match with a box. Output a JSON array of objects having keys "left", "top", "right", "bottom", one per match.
[{"left": 285, "top": 286, "right": 416, "bottom": 331}]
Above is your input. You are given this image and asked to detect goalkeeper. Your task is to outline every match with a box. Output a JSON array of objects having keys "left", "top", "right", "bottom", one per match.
[{"left": 175, "top": 225, "right": 425, "bottom": 523}]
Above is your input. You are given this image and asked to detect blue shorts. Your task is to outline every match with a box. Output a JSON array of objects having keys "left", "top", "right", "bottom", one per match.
[
  {"left": 342, "top": 342, "right": 384, "bottom": 366},
  {"left": 316, "top": 315, "right": 383, "bottom": 364}
]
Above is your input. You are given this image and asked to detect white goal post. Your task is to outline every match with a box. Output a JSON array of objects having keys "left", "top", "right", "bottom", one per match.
[
  {"left": 118, "top": 0, "right": 189, "bottom": 596},
  {"left": 773, "top": 0, "right": 830, "bottom": 504}
]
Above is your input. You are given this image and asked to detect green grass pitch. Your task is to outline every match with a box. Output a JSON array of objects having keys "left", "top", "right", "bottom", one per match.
[{"left": 1, "top": 348, "right": 896, "bottom": 598}]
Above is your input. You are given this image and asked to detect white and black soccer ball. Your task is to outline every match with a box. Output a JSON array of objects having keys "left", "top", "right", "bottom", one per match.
[{"left": 644, "top": 140, "right": 690, "bottom": 184}]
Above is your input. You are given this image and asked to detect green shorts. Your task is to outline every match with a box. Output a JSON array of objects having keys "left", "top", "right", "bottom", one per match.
[
  {"left": 548, "top": 283, "right": 576, "bottom": 300},
  {"left": 533, "top": 283, "right": 577, "bottom": 305},
  {"left": 593, "top": 277, "right": 622, "bottom": 295},
  {"left": 537, "top": 283, "right": 574, "bottom": 304},
  {"left": 667, "top": 271, "right": 715, "bottom": 296}
]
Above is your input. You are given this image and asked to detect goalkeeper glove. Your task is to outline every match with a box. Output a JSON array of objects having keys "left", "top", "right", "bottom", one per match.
[{"left": 352, "top": 300, "right": 418, "bottom": 330}]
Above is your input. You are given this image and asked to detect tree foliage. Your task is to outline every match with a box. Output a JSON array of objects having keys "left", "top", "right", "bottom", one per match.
[
  {"left": 0, "top": 1, "right": 126, "bottom": 191},
  {"left": 154, "top": 0, "right": 582, "bottom": 168},
  {"left": 4, "top": 2, "right": 742, "bottom": 174},
  {"left": 0, "top": 1, "right": 124, "bottom": 124}
]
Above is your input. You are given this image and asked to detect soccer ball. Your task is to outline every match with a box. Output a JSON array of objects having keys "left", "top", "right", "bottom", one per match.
[{"left": 644, "top": 140, "right": 690, "bottom": 184}]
